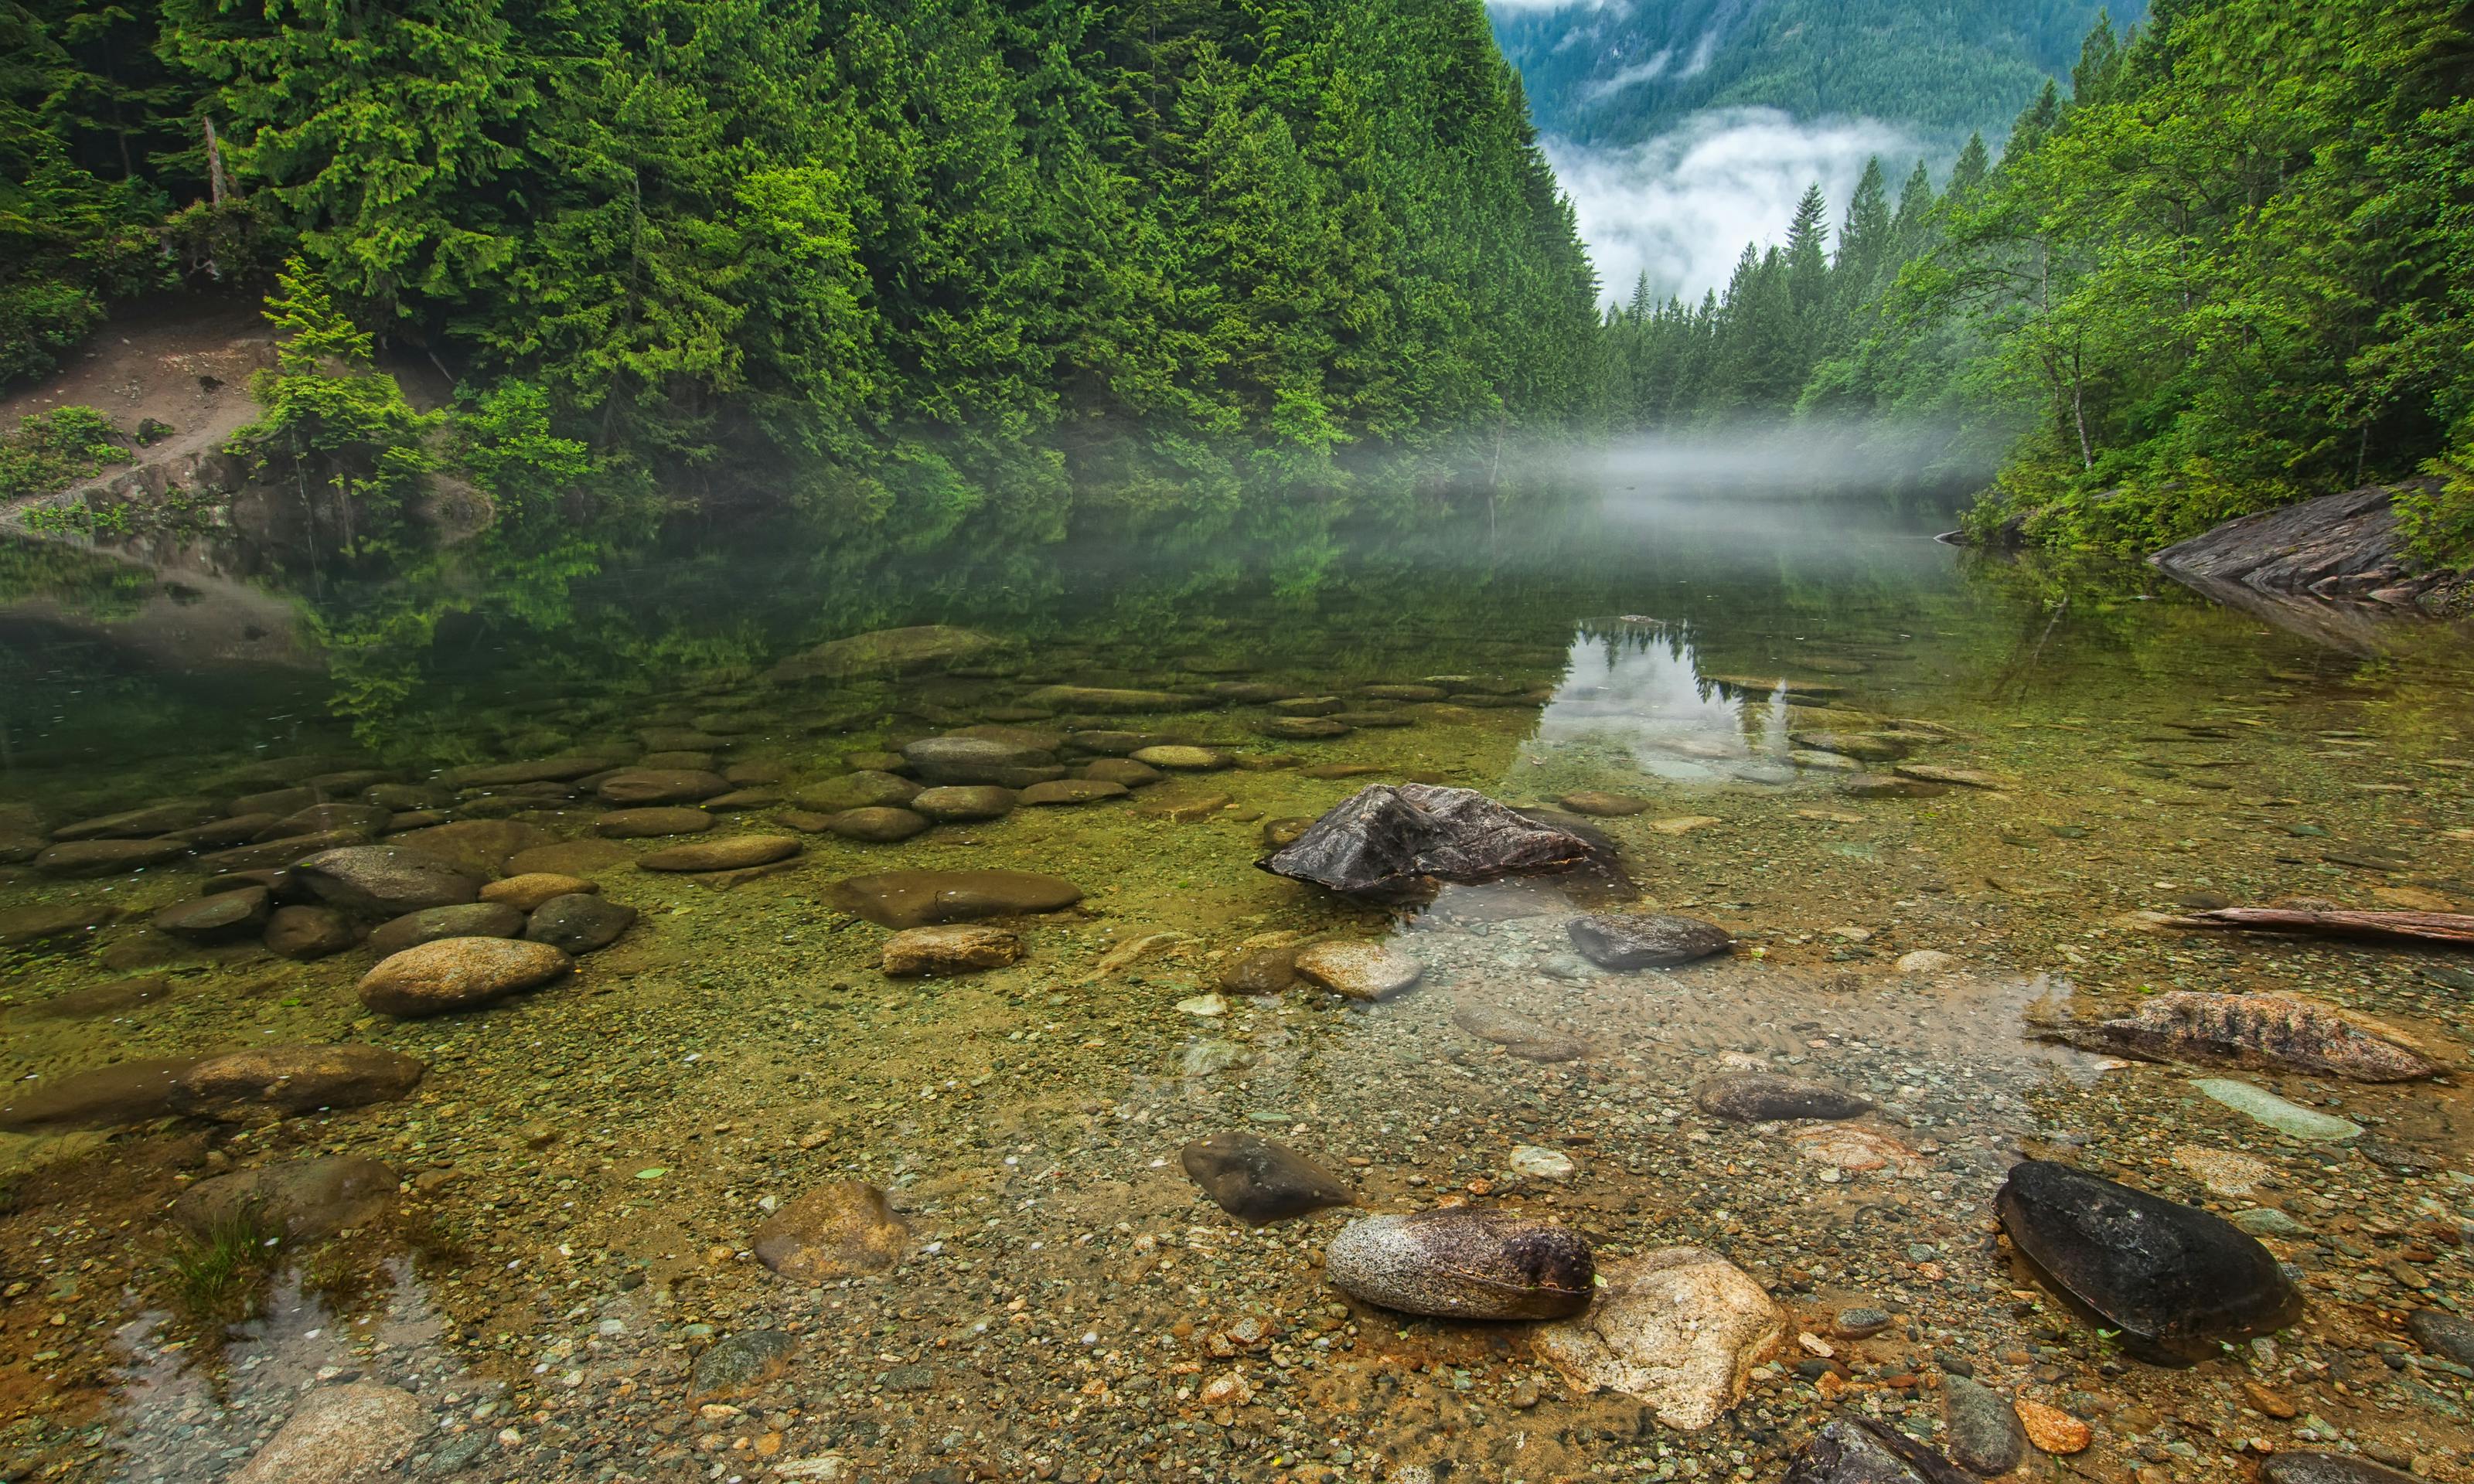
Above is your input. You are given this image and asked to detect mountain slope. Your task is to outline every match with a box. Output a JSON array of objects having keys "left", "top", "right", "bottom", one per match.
[{"left": 1493, "top": 0, "right": 2147, "bottom": 145}]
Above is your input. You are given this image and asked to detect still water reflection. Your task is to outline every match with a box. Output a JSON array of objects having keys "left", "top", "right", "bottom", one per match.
[{"left": 0, "top": 486, "right": 2468, "bottom": 1484}]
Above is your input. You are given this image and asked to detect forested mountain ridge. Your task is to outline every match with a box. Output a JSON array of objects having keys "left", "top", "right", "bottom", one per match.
[
  {"left": 1601, "top": 0, "right": 2474, "bottom": 566},
  {"left": 3, "top": 0, "right": 1603, "bottom": 533},
  {"left": 1491, "top": 0, "right": 2145, "bottom": 147}
]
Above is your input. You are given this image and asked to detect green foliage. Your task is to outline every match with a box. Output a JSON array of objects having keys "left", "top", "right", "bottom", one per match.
[
  {"left": 1611, "top": 0, "right": 2474, "bottom": 562},
  {"left": 0, "top": 403, "right": 128, "bottom": 499},
  {"left": 230, "top": 258, "right": 443, "bottom": 560},
  {"left": 6, "top": 0, "right": 1601, "bottom": 522},
  {"left": 161, "top": 1211, "right": 279, "bottom": 1328},
  {"left": 2397, "top": 440, "right": 2474, "bottom": 571}
]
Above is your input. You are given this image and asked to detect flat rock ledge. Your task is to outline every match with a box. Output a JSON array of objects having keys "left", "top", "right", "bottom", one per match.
[{"left": 2151, "top": 482, "right": 2461, "bottom": 611}]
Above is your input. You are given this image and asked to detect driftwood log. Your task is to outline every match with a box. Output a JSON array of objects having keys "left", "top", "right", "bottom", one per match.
[{"left": 2165, "top": 907, "right": 2474, "bottom": 948}]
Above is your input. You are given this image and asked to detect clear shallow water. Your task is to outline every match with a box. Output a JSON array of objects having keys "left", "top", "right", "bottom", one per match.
[{"left": 1, "top": 488, "right": 2472, "bottom": 1483}]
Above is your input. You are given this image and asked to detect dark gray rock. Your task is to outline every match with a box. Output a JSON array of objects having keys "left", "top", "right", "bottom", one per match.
[
  {"left": 1939, "top": 1375, "right": 2025, "bottom": 1476},
  {"left": 902, "top": 736, "right": 1063, "bottom": 788},
  {"left": 1324, "top": 1209, "right": 1593, "bottom": 1319},
  {"left": 909, "top": 785, "right": 1016, "bottom": 822},
  {"left": 264, "top": 904, "right": 360, "bottom": 960},
  {"left": 36, "top": 838, "right": 189, "bottom": 876},
  {"left": 1179, "top": 1132, "right": 1354, "bottom": 1224},
  {"left": 1695, "top": 1072, "right": 1870, "bottom": 1122},
  {"left": 1568, "top": 912, "right": 1731, "bottom": 969},
  {"left": 827, "top": 870, "right": 1082, "bottom": 928},
  {"left": 365, "top": 902, "right": 525, "bottom": 957},
  {"left": 2152, "top": 482, "right": 2452, "bottom": 605},
  {"left": 169, "top": 1045, "right": 426, "bottom": 1120},
  {"left": 152, "top": 887, "right": 272, "bottom": 944},
  {"left": 1995, "top": 1159, "right": 2303, "bottom": 1363},
  {"left": 173, "top": 1156, "right": 399, "bottom": 1239},
  {"left": 689, "top": 1329, "right": 798, "bottom": 1402},
  {"left": 1783, "top": 1414, "right": 1971, "bottom": 1484},
  {"left": 525, "top": 894, "right": 637, "bottom": 955},
  {"left": 292, "top": 846, "right": 482, "bottom": 917},
  {"left": 1257, "top": 784, "right": 1620, "bottom": 902},
  {"left": 2260, "top": 1454, "right": 2419, "bottom": 1484},
  {"left": 2410, "top": 1308, "right": 2474, "bottom": 1366}
]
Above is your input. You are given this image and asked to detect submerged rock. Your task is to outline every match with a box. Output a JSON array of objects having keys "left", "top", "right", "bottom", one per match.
[
  {"left": 1995, "top": 1159, "right": 2303, "bottom": 1363},
  {"left": 823, "top": 806, "right": 931, "bottom": 842},
  {"left": 0, "top": 900, "right": 112, "bottom": 948},
  {"left": 1782, "top": 1415, "right": 1973, "bottom": 1484},
  {"left": 909, "top": 785, "right": 1016, "bottom": 822},
  {"left": 262, "top": 904, "right": 360, "bottom": 961},
  {"left": 2260, "top": 1455, "right": 2420, "bottom": 1484},
  {"left": 753, "top": 1181, "right": 909, "bottom": 1280},
  {"left": 1557, "top": 792, "right": 1651, "bottom": 817},
  {"left": 36, "top": 838, "right": 188, "bottom": 876},
  {"left": 1258, "top": 784, "right": 1619, "bottom": 901},
  {"left": 1218, "top": 945, "right": 1303, "bottom": 995},
  {"left": 882, "top": 924, "right": 1022, "bottom": 976},
  {"left": 595, "top": 768, "right": 729, "bottom": 806},
  {"left": 2411, "top": 1308, "right": 2474, "bottom": 1366},
  {"left": 479, "top": 872, "right": 598, "bottom": 912},
  {"left": 1024, "top": 684, "right": 1192, "bottom": 713},
  {"left": 227, "top": 1381, "right": 427, "bottom": 1484},
  {"left": 1324, "top": 1209, "right": 1593, "bottom": 1320},
  {"left": 903, "top": 736, "right": 1061, "bottom": 788},
  {"left": 595, "top": 806, "right": 715, "bottom": 838},
  {"left": 358, "top": 937, "right": 574, "bottom": 1017},
  {"left": 151, "top": 887, "right": 271, "bottom": 944},
  {"left": 638, "top": 834, "right": 802, "bottom": 871},
  {"left": 2042, "top": 991, "right": 2439, "bottom": 1081},
  {"left": 0, "top": 1056, "right": 202, "bottom": 1132},
  {"left": 1534, "top": 1246, "right": 1786, "bottom": 1430},
  {"left": 1939, "top": 1374, "right": 2026, "bottom": 1475},
  {"left": 51, "top": 800, "right": 219, "bottom": 841},
  {"left": 1018, "top": 778, "right": 1130, "bottom": 806},
  {"left": 381, "top": 819, "right": 555, "bottom": 876},
  {"left": 524, "top": 893, "right": 637, "bottom": 955},
  {"left": 789, "top": 771, "right": 922, "bottom": 812},
  {"left": 829, "top": 870, "right": 1082, "bottom": 928},
  {"left": 169, "top": 1045, "right": 425, "bottom": 1119},
  {"left": 1568, "top": 911, "right": 1731, "bottom": 969},
  {"left": 770, "top": 625, "right": 1000, "bottom": 681},
  {"left": 1292, "top": 940, "right": 1423, "bottom": 1001},
  {"left": 2193, "top": 1077, "right": 2363, "bottom": 1140},
  {"left": 364, "top": 901, "right": 525, "bottom": 957},
  {"left": 1695, "top": 1072, "right": 1872, "bottom": 1122},
  {"left": 690, "top": 1329, "right": 799, "bottom": 1403},
  {"left": 292, "top": 845, "right": 482, "bottom": 917},
  {"left": 1179, "top": 1132, "right": 1355, "bottom": 1224},
  {"left": 174, "top": 1156, "right": 400, "bottom": 1239},
  {"left": 1451, "top": 999, "right": 1587, "bottom": 1061}
]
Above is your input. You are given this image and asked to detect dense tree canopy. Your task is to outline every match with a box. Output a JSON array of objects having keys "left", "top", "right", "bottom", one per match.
[
  {"left": 3, "top": 0, "right": 1603, "bottom": 525},
  {"left": 1600, "top": 0, "right": 2474, "bottom": 563}
]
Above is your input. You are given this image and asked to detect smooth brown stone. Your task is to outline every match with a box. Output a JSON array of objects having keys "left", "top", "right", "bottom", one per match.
[
  {"left": 881, "top": 924, "right": 1024, "bottom": 976},
  {"left": 263, "top": 904, "right": 360, "bottom": 960},
  {"left": 358, "top": 937, "right": 574, "bottom": 1016},
  {"left": 479, "top": 873, "right": 598, "bottom": 912},
  {"left": 595, "top": 768, "right": 729, "bottom": 806},
  {"left": 0, "top": 1056, "right": 206, "bottom": 1131},
  {"left": 364, "top": 902, "right": 526, "bottom": 957},
  {"left": 36, "top": 839, "right": 189, "bottom": 876},
  {"left": 823, "top": 807, "right": 931, "bottom": 842},
  {"left": 169, "top": 1044, "right": 427, "bottom": 1120},
  {"left": 638, "top": 834, "right": 803, "bottom": 872},
  {"left": 595, "top": 807, "right": 716, "bottom": 839},
  {"left": 828, "top": 870, "right": 1083, "bottom": 928},
  {"left": 752, "top": 1181, "right": 909, "bottom": 1280}
]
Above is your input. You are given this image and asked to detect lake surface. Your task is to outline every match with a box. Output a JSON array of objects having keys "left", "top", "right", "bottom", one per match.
[{"left": 1, "top": 487, "right": 2470, "bottom": 1483}]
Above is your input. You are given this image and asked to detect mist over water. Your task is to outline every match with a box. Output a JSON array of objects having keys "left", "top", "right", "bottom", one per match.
[
  {"left": 1578, "top": 422, "right": 1990, "bottom": 509},
  {"left": 1544, "top": 107, "right": 1924, "bottom": 302}
]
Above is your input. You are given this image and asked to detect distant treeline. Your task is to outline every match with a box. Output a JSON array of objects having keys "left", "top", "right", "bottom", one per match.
[
  {"left": 2, "top": 0, "right": 1603, "bottom": 526},
  {"left": 1602, "top": 0, "right": 2474, "bottom": 562}
]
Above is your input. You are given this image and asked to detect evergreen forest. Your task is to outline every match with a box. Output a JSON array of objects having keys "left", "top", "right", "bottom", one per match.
[
  {"left": 1600, "top": 0, "right": 2474, "bottom": 562},
  {"left": 3, "top": 0, "right": 1603, "bottom": 535}
]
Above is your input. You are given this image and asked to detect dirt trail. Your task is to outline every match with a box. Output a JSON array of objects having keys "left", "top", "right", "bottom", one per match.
[{"left": 0, "top": 298, "right": 273, "bottom": 514}]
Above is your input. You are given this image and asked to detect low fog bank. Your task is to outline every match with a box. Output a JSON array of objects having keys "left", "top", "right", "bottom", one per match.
[
  {"left": 1579, "top": 420, "right": 1992, "bottom": 505},
  {"left": 1545, "top": 107, "right": 1926, "bottom": 303}
]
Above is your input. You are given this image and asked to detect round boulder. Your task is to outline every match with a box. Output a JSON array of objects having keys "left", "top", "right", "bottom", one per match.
[
  {"left": 358, "top": 937, "right": 574, "bottom": 1018},
  {"left": 169, "top": 1044, "right": 426, "bottom": 1120}
]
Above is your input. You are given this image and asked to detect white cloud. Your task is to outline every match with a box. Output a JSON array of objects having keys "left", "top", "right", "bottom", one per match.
[
  {"left": 1545, "top": 107, "right": 1921, "bottom": 306},
  {"left": 1582, "top": 48, "right": 1671, "bottom": 100},
  {"left": 1484, "top": 0, "right": 1610, "bottom": 12}
]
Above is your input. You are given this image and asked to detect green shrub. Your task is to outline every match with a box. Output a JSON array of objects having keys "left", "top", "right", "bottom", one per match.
[{"left": 0, "top": 406, "right": 131, "bottom": 500}]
